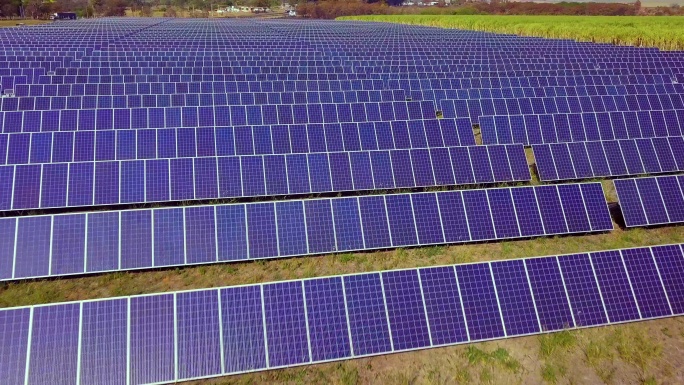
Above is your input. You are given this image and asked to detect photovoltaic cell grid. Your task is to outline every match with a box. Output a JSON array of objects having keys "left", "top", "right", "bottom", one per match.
[
  {"left": 0, "top": 89, "right": 410, "bottom": 110},
  {"left": 0, "top": 144, "right": 529, "bottom": 211},
  {"left": 478, "top": 110, "right": 684, "bottom": 146},
  {"left": 0, "top": 183, "right": 612, "bottom": 281},
  {"left": 0, "top": 118, "right": 476, "bottom": 164},
  {"left": 0, "top": 100, "right": 439, "bottom": 133},
  {"left": 533, "top": 136, "right": 684, "bottom": 181},
  {"left": 615, "top": 175, "right": 684, "bottom": 227},
  {"left": 441, "top": 94, "right": 684, "bottom": 123},
  {"left": 1, "top": 244, "right": 683, "bottom": 384}
]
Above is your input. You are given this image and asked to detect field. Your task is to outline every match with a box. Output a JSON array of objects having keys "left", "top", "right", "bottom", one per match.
[
  {"left": 338, "top": 15, "right": 684, "bottom": 51},
  {"left": 0, "top": 19, "right": 51, "bottom": 28}
]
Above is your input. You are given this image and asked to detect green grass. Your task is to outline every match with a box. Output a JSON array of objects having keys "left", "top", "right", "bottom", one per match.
[{"left": 337, "top": 15, "right": 684, "bottom": 50}]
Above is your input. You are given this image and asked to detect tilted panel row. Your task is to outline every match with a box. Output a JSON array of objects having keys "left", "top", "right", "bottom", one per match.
[
  {"left": 413, "top": 82, "right": 684, "bottom": 105},
  {"left": 479, "top": 110, "right": 684, "bottom": 146},
  {"left": 14, "top": 79, "right": 388, "bottom": 97},
  {"left": 615, "top": 175, "right": 684, "bottom": 227},
  {"left": 442, "top": 93, "right": 684, "bottom": 123},
  {"left": 0, "top": 119, "right": 475, "bottom": 165},
  {"left": 0, "top": 243, "right": 681, "bottom": 384},
  {"left": 387, "top": 74, "right": 674, "bottom": 92},
  {"left": 533, "top": 137, "right": 684, "bottom": 181},
  {"left": 0, "top": 144, "right": 529, "bottom": 211},
  {"left": 0, "top": 89, "right": 409, "bottom": 111},
  {"left": 0, "top": 183, "right": 611, "bottom": 280},
  {"left": 39, "top": 73, "right": 370, "bottom": 84},
  {"left": 0, "top": 101, "right": 438, "bottom": 133}
]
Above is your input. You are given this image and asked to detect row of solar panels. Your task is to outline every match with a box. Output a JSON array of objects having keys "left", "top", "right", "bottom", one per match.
[
  {"left": 55, "top": 63, "right": 660, "bottom": 73},
  {"left": 386, "top": 74, "right": 674, "bottom": 90},
  {"left": 0, "top": 243, "right": 680, "bottom": 384},
  {"left": 479, "top": 109, "right": 684, "bottom": 146},
  {"left": 53, "top": 64, "right": 648, "bottom": 75},
  {"left": 415, "top": 83, "right": 684, "bottom": 103},
  {"left": 12, "top": 80, "right": 392, "bottom": 95},
  {"left": 0, "top": 183, "right": 610, "bottom": 280},
  {"left": 67, "top": 55, "right": 671, "bottom": 62},
  {"left": 0, "top": 90, "right": 411, "bottom": 111},
  {"left": 0, "top": 119, "right": 476, "bottom": 164},
  {"left": 12, "top": 82, "right": 683, "bottom": 98},
  {"left": 24, "top": 73, "right": 675, "bottom": 91},
  {"left": 36, "top": 71, "right": 674, "bottom": 85},
  {"left": 4, "top": 88, "right": 682, "bottom": 112},
  {"left": 533, "top": 137, "right": 684, "bottom": 182},
  {"left": 0, "top": 144, "right": 530, "bottom": 211},
  {"left": 616, "top": 175, "right": 684, "bottom": 227},
  {"left": 0, "top": 101, "right": 438, "bottom": 133},
  {"left": 442, "top": 94, "right": 684, "bottom": 122}
]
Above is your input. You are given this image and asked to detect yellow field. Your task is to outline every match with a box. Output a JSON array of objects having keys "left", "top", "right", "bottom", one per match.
[{"left": 338, "top": 15, "right": 684, "bottom": 50}]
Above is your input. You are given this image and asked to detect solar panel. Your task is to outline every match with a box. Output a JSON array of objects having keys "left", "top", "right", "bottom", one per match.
[
  {"left": 615, "top": 175, "right": 684, "bottom": 227},
  {"left": 0, "top": 144, "right": 529, "bottom": 211},
  {"left": 0, "top": 101, "right": 439, "bottom": 133},
  {"left": 533, "top": 137, "right": 684, "bottom": 181},
  {"left": 0, "top": 183, "right": 611, "bottom": 281},
  {"left": 0, "top": 118, "right": 477, "bottom": 163},
  {"left": 0, "top": 243, "right": 681, "bottom": 383},
  {"left": 479, "top": 110, "right": 684, "bottom": 146}
]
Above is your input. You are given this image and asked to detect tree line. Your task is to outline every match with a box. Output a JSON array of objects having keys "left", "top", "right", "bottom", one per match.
[
  {"left": 0, "top": 0, "right": 282, "bottom": 19},
  {"left": 1, "top": 0, "right": 682, "bottom": 20}
]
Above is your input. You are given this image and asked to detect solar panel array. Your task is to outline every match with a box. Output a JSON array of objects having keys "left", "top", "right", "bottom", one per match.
[
  {"left": 478, "top": 110, "right": 684, "bottom": 146},
  {"left": 615, "top": 175, "right": 684, "bottom": 227},
  {"left": 1, "top": 244, "right": 683, "bottom": 384},
  {"left": 0, "top": 118, "right": 476, "bottom": 162},
  {"left": 533, "top": 137, "right": 684, "bottom": 181},
  {"left": 1, "top": 144, "right": 531, "bottom": 210},
  {"left": 0, "top": 183, "right": 612, "bottom": 280},
  {"left": 0, "top": 16, "right": 682, "bottom": 384}
]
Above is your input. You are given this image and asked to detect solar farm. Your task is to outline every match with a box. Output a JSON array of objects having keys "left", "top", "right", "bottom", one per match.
[{"left": 0, "top": 17, "right": 684, "bottom": 384}]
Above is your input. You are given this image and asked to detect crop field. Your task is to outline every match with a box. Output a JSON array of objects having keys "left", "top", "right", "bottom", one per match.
[{"left": 338, "top": 15, "right": 684, "bottom": 50}]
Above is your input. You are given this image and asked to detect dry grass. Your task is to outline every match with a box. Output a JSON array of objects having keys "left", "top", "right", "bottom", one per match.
[{"left": 0, "top": 19, "right": 51, "bottom": 28}]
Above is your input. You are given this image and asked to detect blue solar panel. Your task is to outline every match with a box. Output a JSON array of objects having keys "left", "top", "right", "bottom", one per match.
[
  {"left": 479, "top": 110, "right": 684, "bottom": 146},
  {"left": 220, "top": 286, "right": 267, "bottom": 373},
  {"left": 382, "top": 270, "right": 431, "bottom": 350},
  {"left": 557, "top": 254, "right": 608, "bottom": 327},
  {"left": 263, "top": 282, "right": 310, "bottom": 367},
  {"left": 0, "top": 143, "right": 530, "bottom": 211},
  {"left": 456, "top": 263, "right": 505, "bottom": 340},
  {"left": 535, "top": 137, "right": 684, "bottom": 182},
  {"left": 1, "top": 183, "right": 612, "bottom": 281},
  {"left": 616, "top": 176, "right": 684, "bottom": 227},
  {"left": 344, "top": 273, "right": 392, "bottom": 355},
  {"left": 621, "top": 248, "right": 672, "bottom": 318},
  {"left": 525, "top": 257, "right": 575, "bottom": 331},
  {"left": 304, "top": 277, "right": 352, "bottom": 361},
  {"left": 129, "top": 294, "right": 175, "bottom": 384},
  {"left": 590, "top": 250, "right": 641, "bottom": 323},
  {"left": 490, "top": 260, "right": 539, "bottom": 336}
]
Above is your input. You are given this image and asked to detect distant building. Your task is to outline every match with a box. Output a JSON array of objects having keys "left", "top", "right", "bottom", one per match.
[{"left": 51, "top": 12, "right": 77, "bottom": 20}]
